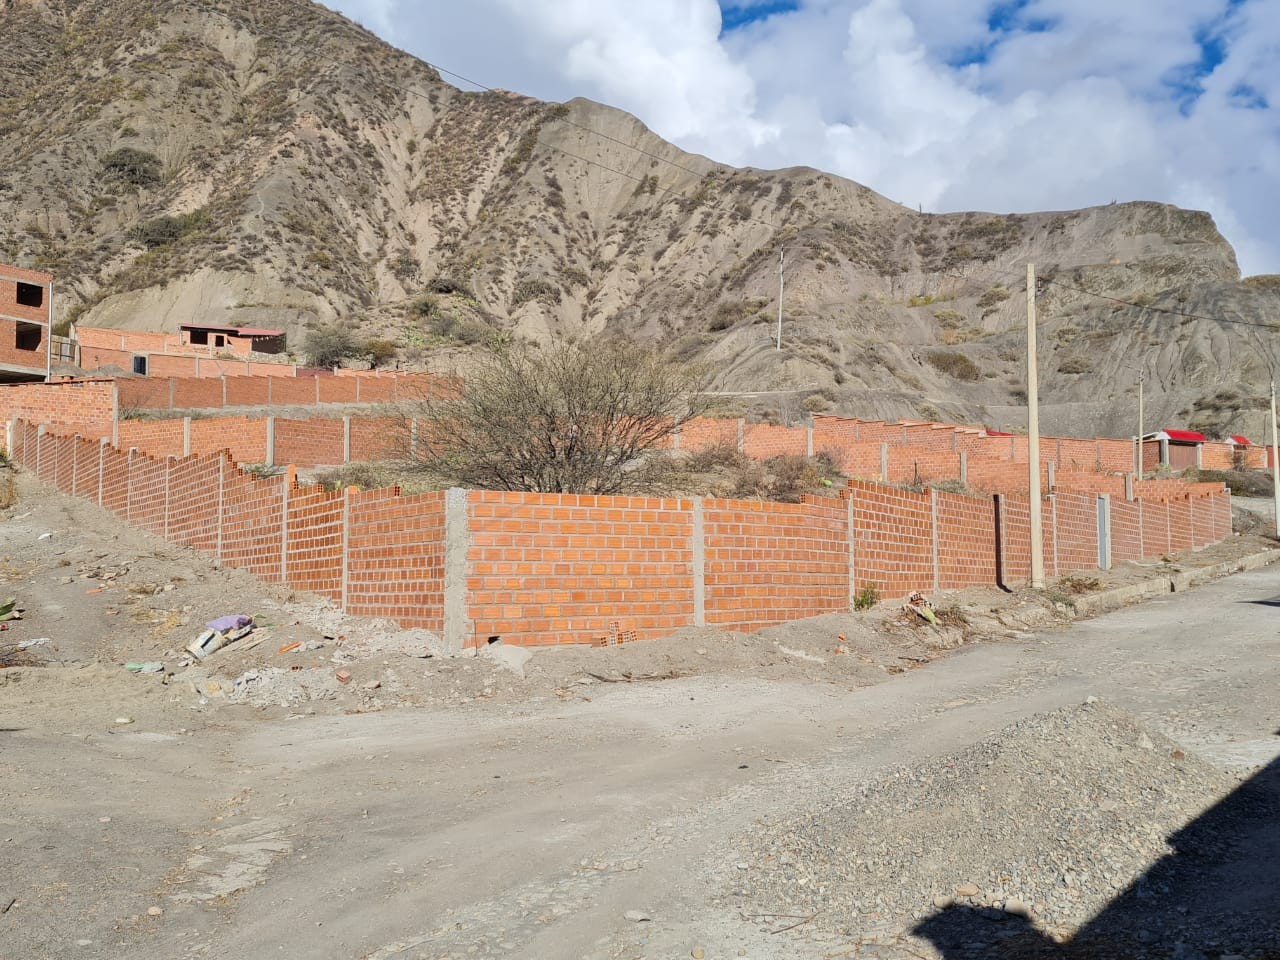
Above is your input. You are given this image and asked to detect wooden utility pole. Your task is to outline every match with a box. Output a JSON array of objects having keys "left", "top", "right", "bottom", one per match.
[
  {"left": 1027, "top": 263, "right": 1045, "bottom": 589},
  {"left": 775, "top": 248, "right": 785, "bottom": 351},
  {"left": 1270, "top": 379, "right": 1279, "bottom": 539}
]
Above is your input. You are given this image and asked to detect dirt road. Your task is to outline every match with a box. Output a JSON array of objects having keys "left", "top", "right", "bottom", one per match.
[{"left": 2, "top": 480, "right": 1278, "bottom": 959}]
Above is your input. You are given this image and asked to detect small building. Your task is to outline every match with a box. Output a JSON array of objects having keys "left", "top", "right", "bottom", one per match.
[
  {"left": 1146, "top": 429, "right": 1206, "bottom": 471},
  {"left": 0, "top": 263, "right": 55, "bottom": 382},
  {"left": 178, "top": 322, "right": 286, "bottom": 355}
]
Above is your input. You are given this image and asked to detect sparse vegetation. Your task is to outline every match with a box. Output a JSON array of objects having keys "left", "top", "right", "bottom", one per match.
[
  {"left": 364, "top": 338, "right": 397, "bottom": 367},
  {"left": 853, "top": 582, "right": 879, "bottom": 611},
  {"left": 511, "top": 276, "right": 560, "bottom": 307},
  {"left": 399, "top": 340, "right": 714, "bottom": 494},
  {"left": 926, "top": 351, "right": 980, "bottom": 381},
  {"left": 304, "top": 325, "right": 359, "bottom": 367},
  {"left": 100, "top": 147, "right": 162, "bottom": 186},
  {"left": 977, "top": 286, "right": 1011, "bottom": 310}
]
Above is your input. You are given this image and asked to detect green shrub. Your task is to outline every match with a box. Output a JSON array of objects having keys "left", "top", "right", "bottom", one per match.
[
  {"left": 853, "top": 582, "right": 879, "bottom": 611},
  {"left": 511, "top": 276, "right": 560, "bottom": 307},
  {"left": 428, "top": 276, "right": 472, "bottom": 297},
  {"left": 976, "top": 286, "right": 1010, "bottom": 309},
  {"left": 926, "top": 350, "right": 980, "bottom": 381},
  {"left": 101, "top": 147, "right": 162, "bottom": 186},
  {"left": 128, "top": 210, "right": 208, "bottom": 248},
  {"left": 304, "top": 325, "right": 359, "bottom": 367},
  {"left": 364, "top": 338, "right": 397, "bottom": 367}
]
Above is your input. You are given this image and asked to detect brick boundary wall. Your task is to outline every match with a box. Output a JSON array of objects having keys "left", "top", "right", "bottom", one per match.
[{"left": 7, "top": 419, "right": 1234, "bottom": 650}]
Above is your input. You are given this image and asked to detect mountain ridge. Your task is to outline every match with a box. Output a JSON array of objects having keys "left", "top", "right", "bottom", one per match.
[{"left": 1, "top": 0, "right": 1277, "bottom": 438}]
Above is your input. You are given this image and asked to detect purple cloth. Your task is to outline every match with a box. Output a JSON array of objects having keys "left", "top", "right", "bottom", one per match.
[{"left": 206, "top": 614, "right": 253, "bottom": 633}]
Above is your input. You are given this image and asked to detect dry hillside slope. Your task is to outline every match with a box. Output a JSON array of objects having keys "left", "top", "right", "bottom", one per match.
[{"left": 2, "top": 0, "right": 1278, "bottom": 435}]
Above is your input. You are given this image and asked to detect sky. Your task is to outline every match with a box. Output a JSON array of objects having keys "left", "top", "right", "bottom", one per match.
[{"left": 325, "top": 0, "right": 1280, "bottom": 275}]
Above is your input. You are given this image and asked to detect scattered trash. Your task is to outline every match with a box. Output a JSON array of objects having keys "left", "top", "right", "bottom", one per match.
[
  {"left": 146, "top": 906, "right": 162, "bottom": 917},
  {"left": 335, "top": 669, "right": 352, "bottom": 683},
  {"left": 276, "top": 641, "right": 302, "bottom": 656},
  {"left": 775, "top": 643, "right": 826, "bottom": 664},
  {"left": 113, "top": 717, "right": 134, "bottom": 725},
  {"left": 624, "top": 909, "right": 651, "bottom": 923},
  {"left": 903, "top": 591, "right": 938, "bottom": 625},
  {"left": 186, "top": 615, "right": 254, "bottom": 659},
  {"left": 15, "top": 638, "right": 49, "bottom": 649},
  {"left": 0, "top": 897, "right": 14, "bottom": 914},
  {"left": 124, "top": 661, "right": 164, "bottom": 674},
  {"left": 86, "top": 586, "right": 105, "bottom": 595},
  {"left": 0, "top": 598, "right": 23, "bottom": 622},
  {"left": 36, "top": 532, "right": 52, "bottom": 541},
  {"left": 301, "top": 640, "right": 325, "bottom": 651},
  {"left": 592, "top": 621, "right": 637, "bottom": 647}
]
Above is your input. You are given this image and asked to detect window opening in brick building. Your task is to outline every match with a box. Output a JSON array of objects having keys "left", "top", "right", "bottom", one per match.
[
  {"left": 15, "top": 322, "right": 42, "bottom": 351},
  {"left": 15, "top": 282, "right": 43, "bottom": 308},
  {"left": 189, "top": 329, "right": 209, "bottom": 345},
  {"left": 132, "top": 355, "right": 148, "bottom": 375}
]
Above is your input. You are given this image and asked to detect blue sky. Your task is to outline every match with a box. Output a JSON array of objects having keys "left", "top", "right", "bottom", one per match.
[{"left": 329, "top": 0, "right": 1280, "bottom": 274}]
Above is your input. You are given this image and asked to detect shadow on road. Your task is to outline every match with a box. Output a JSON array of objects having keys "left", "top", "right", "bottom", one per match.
[{"left": 913, "top": 757, "right": 1280, "bottom": 959}]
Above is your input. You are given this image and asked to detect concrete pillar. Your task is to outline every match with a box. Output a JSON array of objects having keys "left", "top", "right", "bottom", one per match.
[
  {"left": 442, "top": 488, "right": 471, "bottom": 653},
  {"left": 280, "top": 470, "right": 291, "bottom": 583},
  {"left": 672, "top": 424, "right": 681, "bottom": 451},
  {"left": 736, "top": 418, "right": 745, "bottom": 454},
  {"left": 1097, "top": 494, "right": 1112, "bottom": 570},
  {"left": 959, "top": 451, "right": 968, "bottom": 486},
  {"left": 847, "top": 493, "right": 857, "bottom": 610},
  {"left": 805, "top": 421, "right": 814, "bottom": 457},
  {"left": 194, "top": 356, "right": 201, "bottom": 378},
  {"left": 215, "top": 456, "right": 225, "bottom": 564},
  {"left": 1124, "top": 474, "right": 1134, "bottom": 501},
  {"left": 1195, "top": 443, "right": 1203, "bottom": 470},
  {"left": 267, "top": 377, "right": 273, "bottom": 406},
  {"left": 691, "top": 497, "right": 706, "bottom": 627},
  {"left": 125, "top": 447, "right": 136, "bottom": 522},
  {"left": 221, "top": 376, "right": 228, "bottom": 408},
  {"left": 168, "top": 378, "right": 175, "bottom": 409},
  {"left": 182, "top": 417, "right": 191, "bottom": 457},
  {"left": 355, "top": 377, "right": 362, "bottom": 403},
  {"left": 1159, "top": 437, "right": 1169, "bottom": 466},
  {"left": 930, "top": 488, "right": 940, "bottom": 592},
  {"left": 1049, "top": 494, "right": 1060, "bottom": 577},
  {"left": 879, "top": 443, "right": 889, "bottom": 481},
  {"left": 1046, "top": 461, "right": 1056, "bottom": 491},
  {"left": 265, "top": 416, "right": 276, "bottom": 467},
  {"left": 339, "top": 486, "right": 353, "bottom": 609},
  {"left": 98, "top": 438, "right": 108, "bottom": 507},
  {"left": 163, "top": 457, "right": 173, "bottom": 540},
  {"left": 343, "top": 416, "right": 352, "bottom": 464}
]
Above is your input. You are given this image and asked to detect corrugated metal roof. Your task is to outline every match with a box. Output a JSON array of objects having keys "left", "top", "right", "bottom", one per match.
[
  {"left": 1165, "top": 429, "right": 1207, "bottom": 443},
  {"left": 179, "top": 323, "right": 285, "bottom": 337}
]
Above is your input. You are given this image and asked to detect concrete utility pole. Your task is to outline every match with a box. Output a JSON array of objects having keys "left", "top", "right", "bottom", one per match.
[
  {"left": 45, "top": 279, "right": 54, "bottom": 383},
  {"left": 1027, "top": 263, "right": 1045, "bottom": 589},
  {"left": 775, "top": 248, "right": 785, "bottom": 351},
  {"left": 1135, "top": 370, "right": 1145, "bottom": 476},
  {"left": 1270, "top": 379, "right": 1279, "bottom": 539}
]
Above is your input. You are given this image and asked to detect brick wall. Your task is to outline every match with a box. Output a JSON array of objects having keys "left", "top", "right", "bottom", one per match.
[
  {"left": 12, "top": 421, "right": 1235, "bottom": 649},
  {"left": 117, "top": 419, "right": 185, "bottom": 457},
  {"left": 0, "top": 378, "right": 116, "bottom": 440},
  {"left": 677, "top": 417, "right": 739, "bottom": 452},
  {"left": 742, "top": 422, "right": 808, "bottom": 459},
  {"left": 702, "top": 496, "right": 849, "bottom": 632},
  {"left": 190, "top": 417, "right": 270, "bottom": 463},
  {"left": 467, "top": 491, "right": 695, "bottom": 646},
  {"left": 275, "top": 418, "right": 346, "bottom": 467}
]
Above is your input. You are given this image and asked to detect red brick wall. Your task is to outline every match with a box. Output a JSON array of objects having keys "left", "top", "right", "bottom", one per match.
[
  {"left": 0, "top": 317, "right": 47, "bottom": 370},
  {"left": 885, "top": 448, "right": 961, "bottom": 483},
  {"left": 0, "top": 266, "right": 52, "bottom": 327},
  {"left": 702, "top": 495, "right": 848, "bottom": 632},
  {"left": 1200, "top": 442, "right": 1234, "bottom": 471},
  {"left": 1051, "top": 493, "right": 1100, "bottom": 576},
  {"left": 274, "top": 418, "right": 345, "bottom": 467},
  {"left": 0, "top": 378, "right": 116, "bottom": 440},
  {"left": 344, "top": 489, "right": 447, "bottom": 632},
  {"left": 349, "top": 416, "right": 401, "bottom": 462},
  {"left": 190, "top": 417, "right": 270, "bottom": 464},
  {"left": 466, "top": 491, "right": 695, "bottom": 647},
  {"left": 848, "top": 481, "right": 933, "bottom": 599},
  {"left": 742, "top": 422, "right": 807, "bottom": 459},
  {"left": 935, "top": 491, "right": 998, "bottom": 589},
  {"left": 286, "top": 486, "right": 345, "bottom": 600},
  {"left": 117, "top": 419, "right": 185, "bottom": 457},
  {"left": 677, "top": 417, "right": 739, "bottom": 452}
]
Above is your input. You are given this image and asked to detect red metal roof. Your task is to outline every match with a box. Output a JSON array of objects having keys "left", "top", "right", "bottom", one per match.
[
  {"left": 179, "top": 322, "right": 285, "bottom": 337},
  {"left": 1230, "top": 435, "right": 1253, "bottom": 446},
  {"left": 1165, "top": 429, "right": 1207, "bottom": 443},
  {"left": 985, "top": 428, "right": 1014, "bottom": 437}
]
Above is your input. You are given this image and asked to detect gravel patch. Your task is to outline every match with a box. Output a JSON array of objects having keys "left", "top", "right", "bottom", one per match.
[{"left": 726, "top": 701, "right": 1275, "bottom": 954}]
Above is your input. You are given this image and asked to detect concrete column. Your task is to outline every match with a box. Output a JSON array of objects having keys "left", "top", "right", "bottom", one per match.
[
  {"left": 1195, "top": 444, "right": 1203, "bottom": 470},
  {"left": 315, "top": 377, "right": 321, "bottom": 405},
  {"left": 1137, "top": 500, "right": 1145, "bottom": 557},
  {"left": 1046, "top": 461, "right": 1056, "bottom": 491},
  {"left": 110, "top": 382, "right": 120, "bottom": 444},
  {"left": 1050, "top": 495, "right": 1060, "bottom": 578},
  {"left": 1188, "top": 495, "right": 1196, "bottom": 547},
  {"left": 243, "top": 361, "right": 250, "bottom": 376},
  {"left": 959, "top": 451, "right": 968, "bottom": 486},
  {"left": 1010, "top": 437, "right": 1016, "bottom": 459},
  {"left": 98, "top": 438, "right": 108, "bottom": 507},
  {"left": 182, "top": 417, "right": 191, "bottom": 457},
  {"left": 125, "top": 447, "right": 136, "bottom": 522},
  {"left": 805, "top": 422, "right": 814, "bottom": 458},
  {"left": 215, "top": 456, "right": 225, "bottom": 564},
  {"left": 279, "top": 470, "right": 292, "bottom": 584},
  {"left": 163, "top": 457, "right": 172, "bottom": 541},
  {"left": 691, "top": 497, "right": 706, "bottom": 627},
  {"left": 221, "top": 376, "right": 228, "bottom": 407},
  {"left": 265, "top": 417, "right": 276, "bottom": 467},
  {"left": 5, "top": 419, "right": 14, "bottom": 461},
  {"left": 442, "top": 488, "right": 471, "bottom": 653},
  {"left": 267, "top": 377, "right": 273, "bottom": 406},
  {"left": 1159, "top": 437, "right": 1169, "bottom": 466},
  {"left": 879, "top": 443, "right": 889, "bottom": 481},
  {"left": 847, "top": 493, "right": 857, "bottom": 610},
  {"left": 410, "top": 420, "right": 419, "bottom": 459},
  {"left": 1097, "top": 494, "right": 1112, "bottom": 570},
  {"left": 340, "top": 486, "right": 353, "bottom": 610},
  {"left": 672, "top": 424, "right": 681, "bottom": 451},
  {"left": 355, "top": 377, "right": 362, "bottom": 403},
  {"left": 343, "top": 416, "right": 352, "bottom": 464},
  {"left": 194, "top": 356, "right": 201, "bottom": 378},
  {"left": 168, "top": 378, "right": 175, "bottom": 409},
  {"left": 1124, "top": 474, "right": 1135, "bottom": 501},
  {"left": 33, "top": 424, "right": 44, "bottom": 482},
  {"left": 736, "top": 418, "right": 745, "bottom": 454},
  {"left": 930, "top": 488, "right": 940, "bottom": 592},
  {"left": 1095, "top": 439, "right": 1103, "bottom": 469}
]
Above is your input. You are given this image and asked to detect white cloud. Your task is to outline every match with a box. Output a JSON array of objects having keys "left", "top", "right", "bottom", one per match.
[{"left": 324, "top": 0, "right": 1280, "bottom": 274}]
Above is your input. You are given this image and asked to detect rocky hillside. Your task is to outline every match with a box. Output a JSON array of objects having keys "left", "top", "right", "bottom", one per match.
[{"left": 2, "top": 0, "right": 1278, "bottom": 437}]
